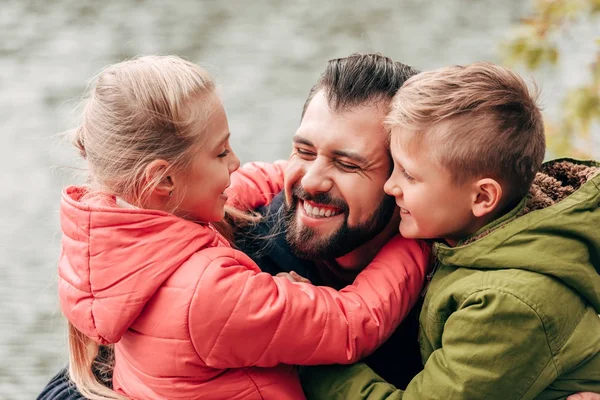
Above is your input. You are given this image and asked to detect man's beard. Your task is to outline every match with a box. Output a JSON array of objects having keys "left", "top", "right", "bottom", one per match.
[{"left": 284, "top": 185, "right": 396, "bottom": 260}]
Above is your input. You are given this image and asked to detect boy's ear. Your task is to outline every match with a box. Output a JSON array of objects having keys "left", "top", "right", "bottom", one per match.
[
  {"left": 145, "top": 159, "right": 174, "bottom": 197},
  {"left": 471, "top": 178, "right": 502, "bottom": 218}
]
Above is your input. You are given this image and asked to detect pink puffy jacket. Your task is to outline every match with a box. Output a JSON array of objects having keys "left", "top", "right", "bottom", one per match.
[{"left": 58, "top": 162, "right": 429, "bottom": 400}]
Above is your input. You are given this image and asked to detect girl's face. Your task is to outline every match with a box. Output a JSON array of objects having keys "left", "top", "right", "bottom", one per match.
[{"left": 175, "top": 95, "right": 240, "bottom": 222}]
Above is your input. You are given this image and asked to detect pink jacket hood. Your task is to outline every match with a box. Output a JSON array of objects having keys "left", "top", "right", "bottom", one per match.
[{"left": 59, "top": 186, "right": 229, "bottom": 345}]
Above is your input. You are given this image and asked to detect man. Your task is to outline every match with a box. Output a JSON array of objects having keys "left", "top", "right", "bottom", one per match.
[
  {"left": 38, "top": 53, "right": 425, "bottom": 399},
  {"left": 238, "top": 52, "right": 425, "bottom": 388}
]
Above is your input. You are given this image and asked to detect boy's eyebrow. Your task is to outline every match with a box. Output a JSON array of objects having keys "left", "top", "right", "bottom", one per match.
[{"left": 293, "top": 135, "right": 368, "bottom": 165}]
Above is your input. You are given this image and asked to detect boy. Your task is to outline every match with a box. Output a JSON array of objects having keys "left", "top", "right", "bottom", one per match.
[{"left": 301, "top": 62, "right": 600, "bottom": 399}]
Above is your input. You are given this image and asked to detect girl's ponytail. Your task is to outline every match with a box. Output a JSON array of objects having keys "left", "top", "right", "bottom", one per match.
[{"left": 68, "top": 323, "right": 126, "bottom": 400}]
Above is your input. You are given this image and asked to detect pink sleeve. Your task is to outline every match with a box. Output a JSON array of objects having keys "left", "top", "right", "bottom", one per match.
[
  {"left": 226, "top": 160, "right": 286, "bottom": 211},
  {"left": 188, "top": 235, "right": 430, "bottom": 369}
]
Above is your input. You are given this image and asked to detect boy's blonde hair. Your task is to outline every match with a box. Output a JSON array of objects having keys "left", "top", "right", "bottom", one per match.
[
  {"left": 67, "top": 55, "right": 247, "bottom": 399},
  {"left": 386, "top": 62, "right": 546, "bottom": 202}
]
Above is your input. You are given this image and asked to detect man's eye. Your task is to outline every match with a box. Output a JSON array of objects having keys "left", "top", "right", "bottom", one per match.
[
  {"left": 295, "top": 148, "right": 315, "bottom": 157},
  {"left": 217, "top": 149, "right": 230, "bottom": 158},
  {"left": 337, "top": 162, "right": 360, "bottom": 171}
]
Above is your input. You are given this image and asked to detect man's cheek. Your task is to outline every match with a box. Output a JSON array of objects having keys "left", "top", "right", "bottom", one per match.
[
  {"left": 284, "top": 160, "right": 303, "bottom": 184},
  {"left": 284, "top": 164, "right": 301, "bottom": 205}
]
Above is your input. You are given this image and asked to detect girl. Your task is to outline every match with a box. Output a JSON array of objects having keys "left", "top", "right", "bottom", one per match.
[{"left": 59, "top": 55, "right": 428, "bottom": 399}]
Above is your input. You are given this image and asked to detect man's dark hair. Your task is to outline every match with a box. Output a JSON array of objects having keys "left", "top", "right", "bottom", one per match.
[{"left": 301, "top": 53, "right": 420, "bottom": 118}]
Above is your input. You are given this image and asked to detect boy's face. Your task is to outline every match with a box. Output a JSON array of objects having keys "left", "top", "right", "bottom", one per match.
[{"left": 383, "top": 127, "right": 480, "bottom": 245}]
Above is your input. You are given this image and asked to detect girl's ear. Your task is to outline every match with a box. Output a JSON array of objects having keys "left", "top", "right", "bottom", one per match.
[
  {"left": 471, "top": 178, "right": 502, "bottom": 218},
  {"left": 145, "top": 159, "right": 174, "bottom": 197}
]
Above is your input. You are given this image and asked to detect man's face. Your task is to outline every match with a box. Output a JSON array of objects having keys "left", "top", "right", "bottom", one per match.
[
  {"left": 383, "top": 127, "right": 477, "bottom": 245},
  {"left": 284, "top": 91, "right": 396, "bottom": 260}
]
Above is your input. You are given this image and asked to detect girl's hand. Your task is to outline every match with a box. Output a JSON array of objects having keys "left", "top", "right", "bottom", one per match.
[
  {"left": 567, "top": 393, "right": 600, "bottom": 400},
  {"left": 276, "top": 271, "right": 312, "bottom": 284}
]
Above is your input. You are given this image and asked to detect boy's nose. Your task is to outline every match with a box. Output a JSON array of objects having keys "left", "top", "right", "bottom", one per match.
[{"left": 384, "top": 177, "right": 402, "bottom": 198}]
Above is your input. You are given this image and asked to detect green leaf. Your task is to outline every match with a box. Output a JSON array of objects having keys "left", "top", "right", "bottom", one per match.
[
  {"left": 527, "top": 47, "right": 545, "bottom": 69},
  {"left": 548, "top": 47, "right": 559, "bottom": 64}
]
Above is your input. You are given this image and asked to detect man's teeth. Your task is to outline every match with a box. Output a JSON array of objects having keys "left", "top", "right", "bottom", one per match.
[{"left": 303, "top": 202, "right": 341, "bottom": 218}]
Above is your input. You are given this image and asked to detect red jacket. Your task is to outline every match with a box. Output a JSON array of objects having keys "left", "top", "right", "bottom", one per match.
[{"left": 58, "top": 162, "right": 429, "bottom": 399}]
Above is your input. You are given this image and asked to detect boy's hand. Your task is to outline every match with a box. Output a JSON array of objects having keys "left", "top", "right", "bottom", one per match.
[{"left": 276, "top": 271, "right": 312, "bottom": 284}]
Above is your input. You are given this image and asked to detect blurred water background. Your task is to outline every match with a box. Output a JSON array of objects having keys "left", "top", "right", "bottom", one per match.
[{"left": 1, "top": 0, "right": 598, "bottom": 398}]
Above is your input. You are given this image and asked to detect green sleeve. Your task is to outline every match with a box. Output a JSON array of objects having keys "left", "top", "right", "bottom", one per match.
[
  {"left": 404, "top": 289, "right": 555, "bottom": 399},
  {"left": 299, "top": 363, "right": 404, "bottom": 400},
  {"left": 301, "top": 289, "right": 555, "bottom": 400}
]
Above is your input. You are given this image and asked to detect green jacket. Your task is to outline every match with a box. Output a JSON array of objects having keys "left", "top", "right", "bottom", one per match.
[{"left": 301, "top": 159, "right": 600, "bottom": 399}]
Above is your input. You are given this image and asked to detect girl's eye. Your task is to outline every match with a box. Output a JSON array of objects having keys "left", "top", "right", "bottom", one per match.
[{"left": 217, "top": 149, "right": 230, "bottom": 158}]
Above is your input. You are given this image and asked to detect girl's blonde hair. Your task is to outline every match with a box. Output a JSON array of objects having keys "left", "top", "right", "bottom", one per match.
[
  {"left": 67, "top": 55, "right": 251, "bottom": 399},
  {"left": 74, "top": 55, "right": 216, "bottom": 206}
]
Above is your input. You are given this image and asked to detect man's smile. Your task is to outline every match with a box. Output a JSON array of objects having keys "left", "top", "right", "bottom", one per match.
[{"left": 301, "top": 200, "right": 343, "bottom": 218}]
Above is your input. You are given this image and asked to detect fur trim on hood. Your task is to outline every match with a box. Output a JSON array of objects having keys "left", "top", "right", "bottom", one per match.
[{"left": 523, "top": 160, "right": 600, "bottom": 214}]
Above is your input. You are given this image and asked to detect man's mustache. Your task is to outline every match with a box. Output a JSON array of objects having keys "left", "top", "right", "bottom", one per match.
[{"left": 290, "top": 185, "right": 348, "bottom": 212}]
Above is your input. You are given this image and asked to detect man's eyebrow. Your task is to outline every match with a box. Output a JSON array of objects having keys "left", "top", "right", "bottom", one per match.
[
  {"left": 292, "top": 135, "right": 313, "bottom": 147},
  {"left": 332, "top": 149, "right": 369, "bottom": 165},
  {"left": 293, "top": 135, "right": 369, "bottom": 165}
]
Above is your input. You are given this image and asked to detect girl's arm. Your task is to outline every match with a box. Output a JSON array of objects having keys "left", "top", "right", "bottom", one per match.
[
  {"left": 188, "top": 236, "right": 430, "bottom": 368},
  {"left": 226, "top": 160, "right": 286, "bottom": 210}
]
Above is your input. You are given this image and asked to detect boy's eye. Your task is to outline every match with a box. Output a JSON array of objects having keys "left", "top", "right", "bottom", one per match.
[
  {"left": 217, "top": 149, "right": 230, "bottom": 158},
  {"left": 402, "top": 170, "right": 414, "bottom": 180}
]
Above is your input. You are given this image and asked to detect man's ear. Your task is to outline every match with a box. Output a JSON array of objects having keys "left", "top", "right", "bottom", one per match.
[
  {"left": 471, "top": 178, "right": 502, "bottom": 218},
  {"left": 145, "top": 159, "right": 174, "bottom": 197}
]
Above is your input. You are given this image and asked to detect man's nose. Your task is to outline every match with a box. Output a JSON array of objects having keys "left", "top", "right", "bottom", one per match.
[{"left": 300, "top": 159, "right": 333, "bottom": 194}]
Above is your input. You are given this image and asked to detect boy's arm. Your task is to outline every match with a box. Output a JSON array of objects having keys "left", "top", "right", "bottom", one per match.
[
  {"left": 226, "top": 160, "right": 286, "bottom": 210},
  {"left": 404, "top": 289, "right": 554, "bottom": 399},
  {"left": 301, "top": 289, "right": 555, "bottom": 400},
  {"left": 300, "top": 363, "right": 403, "bottom": 400}
]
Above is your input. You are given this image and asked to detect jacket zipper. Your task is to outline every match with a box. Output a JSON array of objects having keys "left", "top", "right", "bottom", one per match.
[{"left": 421, "top": 246, "right": 440, "bottom": 298}]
